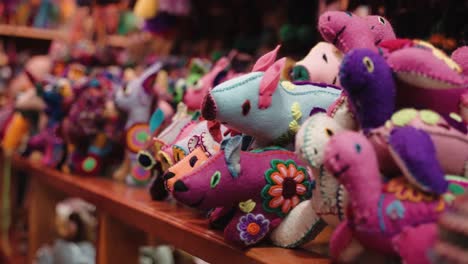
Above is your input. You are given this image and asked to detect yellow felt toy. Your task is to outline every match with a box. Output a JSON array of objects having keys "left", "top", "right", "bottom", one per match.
[
  {"left": 2, "top": 113, "right": 29, "bottom": 155},
  {"left": 134, "top": 0, "right": 159, "bottom": 19}
]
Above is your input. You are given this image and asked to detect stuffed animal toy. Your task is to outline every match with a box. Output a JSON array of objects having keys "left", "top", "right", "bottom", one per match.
[
  {"left": 61, "top": 79, "right": 114, "bottom": 176},
  {"left": 184, "top": 57, "right": 243, "bottom": 112},
  {"left": 339, "top": 49, "right": 468, "bottom": 179},
  {"left": 323, "top": 130, "right": 451, "bottom": 264},
  {"left": 291, "top": 42, "right": 343, "bottom": 86},
  {"left": 113, "top": 62, "right": 162, "bottom": 186},
  {"left": 270, "top": 112, "right": 347, "bottom": 248},
  {"left": 201, "top": 46, "right": 343, "bottom": 147},
  {"left": 35, "top": 198, "right": 96, "bottom": 264},
  {"left": 137, "top": 103, "right": 194, "bottom": 173},
  {"left": 339, "top": 48, "right": 396, "bottom": 131},
  {"left": 172, "top": 136, "right": 313, "bottom": 247},
  {"left": 318, "top": 11, "right": 396, "bottom": 53},
  {"left": 381, "top": 40, "right": 468, "bottom": 121}
]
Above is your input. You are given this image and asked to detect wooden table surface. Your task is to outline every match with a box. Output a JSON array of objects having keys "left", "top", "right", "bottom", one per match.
[{"left": 12, "top": 156, "right": 330, "bottom": 264}]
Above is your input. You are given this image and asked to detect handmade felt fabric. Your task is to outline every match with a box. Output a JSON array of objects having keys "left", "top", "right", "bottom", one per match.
[
  {"left": 292, "top": 42, "right": 343, "bottom": 86},
  {"left": 184, "top": 57, "right": 229, "bottom": 111},
  {"left": 271, "top": 113, "right": 348, "bottom": 248},
  {"left": 136, "top": 103, "right": 194, "bottom": 172},
  {"left": 318, "top": 11, "right": 395, "bottom": 53},
  {"left": 384, "top": 40, "right": 467, "bottom": 118},
  {"left": 451, "top": 46, "right": 468, "bottom": 76},
  {"left": 369, "top": 108, "right": 468, "bottom": 178},
  {"left": 339, "top": 48, "right": 396, "bottom": 131},
  {"left": 324, "top": 131, "right": 451, "bottom": 264},
  {"left": 202, "top": 46, "right": 343, "bottom": 147},
  {"left": 113, "top": 62, "right": 162, "bottom": 186},
  {"left": 433, "top": 194, "right": 468, "bottom": 263},
  {"left": 172, "top": 136, "right": 314, "bottom": 247}
]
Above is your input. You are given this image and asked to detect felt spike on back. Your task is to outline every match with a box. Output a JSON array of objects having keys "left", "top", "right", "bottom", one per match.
[{"left": 252, "top": 45, "right": 281, "bottom": 72}]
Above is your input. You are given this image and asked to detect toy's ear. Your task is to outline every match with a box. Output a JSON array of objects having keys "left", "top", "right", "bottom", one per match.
[
  {"left": 258, "top": 57, "right": 286, "bottom": 109},
  {"left": 149, "top": 108, "right": 165, "bottom": 134},
  {"left": 142, "top": 72, "right": 158, "bottom": 95},
  {"left": 221, "top": 135, "right": 242, "bottom": 177},
  {"left": 252, "top": 45, "right": 281, "bottom": 72},
  {"left": 213, "top": 57, "right": 230, "bottom": 71}
]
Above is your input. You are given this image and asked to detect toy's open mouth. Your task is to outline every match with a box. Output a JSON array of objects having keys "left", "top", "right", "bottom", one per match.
[
  {"left": 333, "top": 164, "right": 350, "bottom": 178},
  {"left": 333, "top": 26, "right": 346, "bottom": 45}
]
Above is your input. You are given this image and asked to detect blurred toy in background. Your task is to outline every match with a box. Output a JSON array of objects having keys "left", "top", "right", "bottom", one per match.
[
  {"left": 35, "top": 198, "right": 96, "bottom": 264},
  {"left": 113, "top": 62, "right": 163, "bottom": 185}
]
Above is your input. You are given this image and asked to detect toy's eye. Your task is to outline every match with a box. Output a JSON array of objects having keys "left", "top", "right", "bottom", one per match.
[
  {"left": 189, "top": 156, "right": 198, "bottom": 167},
  {"left": 345, "top": 11, "right": 353, "bottom": 17},
  {"left": 378, "top": 17, "right": 386, "bottom": 25},
  {"left": 362, "top": 56, "right": 374, "bottom": 73},
  {"left": 325, "top": 128, "right": 334, "bottom": 137},
  {"left": 291, "top": 65, "right": 310, "bottom": 81},
  {"left": 192, "top": 80, "right": 203, "bottom": 91},
  {"left": 242, "top": 100, "right": 251, "bottom": 116},
  {"left": 210, "top": 171, "right": 221, "bottom": 189},
  {"left": 355, "top": 143, "right": 362, "bottom": 153}
]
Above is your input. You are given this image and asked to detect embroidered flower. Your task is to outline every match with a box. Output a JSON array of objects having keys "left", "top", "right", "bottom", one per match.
[
  {"left": 237, "top": 213, "right": 270, "bottom": 245},
  {"left": 262, "top": 160, "right": 310, "bottom": 217}
]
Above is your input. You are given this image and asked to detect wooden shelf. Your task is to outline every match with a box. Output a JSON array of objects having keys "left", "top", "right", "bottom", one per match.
[
  {"left": 0, "top": 24, "right": 131, "bottom": 48},
  {"left": 8, "top": 156, "right": 330, "bottom": 264}
]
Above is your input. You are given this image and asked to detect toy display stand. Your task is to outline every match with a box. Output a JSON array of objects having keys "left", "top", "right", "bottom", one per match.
[{"left": 0, "top": 153, "right": 331, "bottom": 264}]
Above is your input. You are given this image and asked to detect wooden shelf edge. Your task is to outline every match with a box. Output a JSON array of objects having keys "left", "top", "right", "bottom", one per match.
[
  {"left": 8, "top": 155, "right": 329, "bottom": 264},
  {"left": 0, "top": 24, "right": 131, "bottom": 48}
]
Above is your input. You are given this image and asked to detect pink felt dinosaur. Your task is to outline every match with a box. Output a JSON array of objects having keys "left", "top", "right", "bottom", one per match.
[
  {"left": 184, "top": 57, "right": 241, "bottom": 111},
  {"left": 324, "top": 130, "right": 448, "bottom": 263},
  {"left": 318, "top": 11, "right": 396, "bottom": 53}
]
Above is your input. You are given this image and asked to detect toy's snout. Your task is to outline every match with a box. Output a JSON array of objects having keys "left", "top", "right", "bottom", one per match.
[
  {"left": 173, "top": 180, "right": 189, "bottom": 192},
  {"left": 202, "top": 93, "right": 217, "bottom": 121}
]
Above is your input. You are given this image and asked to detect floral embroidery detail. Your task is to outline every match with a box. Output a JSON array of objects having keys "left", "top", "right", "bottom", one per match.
[
  {"left": 262, "top": 160, "right": 310, "bottom": 217},
  {"left": 237, "top": 213, "right": 270, "bottom": 245}
]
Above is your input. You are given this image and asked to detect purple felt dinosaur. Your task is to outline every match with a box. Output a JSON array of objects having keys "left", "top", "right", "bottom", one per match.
[
  {"left": 172, "top": 136, "right": 314, "bottom": 247},
  {"left": 324, "top": 130, "right": 448, "bottom": 264}
]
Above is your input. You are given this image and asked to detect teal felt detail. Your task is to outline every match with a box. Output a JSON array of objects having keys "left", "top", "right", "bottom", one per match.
[
  {"left": 221, "top": 136, "right": 243, "bottom": 178},
  {"left": 378, "top": 194, "right": 386, "bottom": 231},
  {"left": 386, "top": 200, "right": 405, "bottom": 220},
  {"left": 149, "top": 108, "right": 164, "bottom": 134}
]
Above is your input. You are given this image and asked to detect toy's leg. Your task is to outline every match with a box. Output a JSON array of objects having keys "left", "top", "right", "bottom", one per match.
[
  {"left": 223, "top": 211, "right": 272, "bottom": 248},
  {"left": 330, "top": 221, "right": 364, "bottom": 263},
  {"left": 270, "top": 200, "right": 327, "bottom": 248},
  {"left": 392, "top": 223, "right": 437, "bottom": 264},
  {"left": 388, "top": 126, "right": 448, "bottom": 195},
  {"left": 113, "top": 151, "right": 130, "bottom": 182}
]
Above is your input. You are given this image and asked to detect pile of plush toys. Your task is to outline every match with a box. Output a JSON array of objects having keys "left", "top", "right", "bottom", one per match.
[{"left": 1, "top": 10, "right": 468, "bottom": 264}]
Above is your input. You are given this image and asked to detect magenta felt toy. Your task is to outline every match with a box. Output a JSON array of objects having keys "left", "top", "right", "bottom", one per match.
[
  {"left": 318, "top": 11, "right": 395, "bottom": 53},
  {"left": 172, "top": 136, "right": 314, "bottom": 247},
  {"left": 184, "top": 57, "right": 231, "bottom": 111},
  {"left": 369, "top": 109, "right": 468, "bottom": 178},
  {"left": 324, "top": 131, "right": 448, "bottom": 264},
  {"left": 113, "top": 62, "right": 162, "bottom": 185},
  {"left": 382, "top": 40, "right": 468, "bottom": 119}
]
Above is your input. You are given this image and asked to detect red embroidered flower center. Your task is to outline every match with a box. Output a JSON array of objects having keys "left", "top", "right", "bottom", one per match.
[
  {"left": 247, "top": 223, "right": 261, "bottom": 235},
  {"left": 282, "top": 178, "right": 297, "bottom": 199}
]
